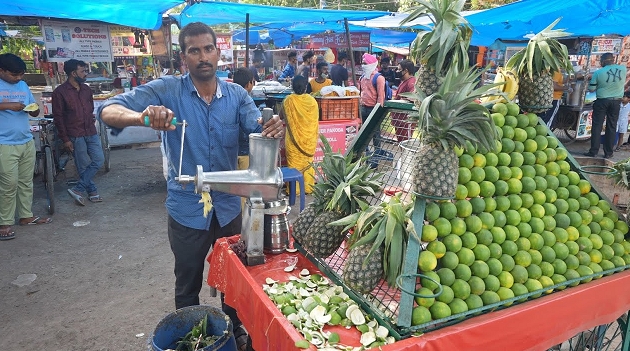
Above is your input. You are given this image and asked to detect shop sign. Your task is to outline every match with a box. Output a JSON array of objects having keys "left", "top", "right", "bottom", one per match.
[
  {"left": 307, "top": 32, "right": 370, "bottom": 49},
  {"left": 41, "top": 20, "right": 113, "bottom": 62},
  {"left": 109, "top": 26, "right": 152, "bottom": 56},
  {"left": 591, "top": 38, "right": 622, "bottom": 55},
  {"left": 217, "top": 34, "right": 232, "bottom": 50}
]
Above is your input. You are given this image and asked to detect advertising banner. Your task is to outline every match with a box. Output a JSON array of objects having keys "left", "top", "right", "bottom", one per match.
[
  {"left": 307, "top": 32, "right": 370, "bottom": 49},
  {"left": 110, "top": 26, "right": 152, "bottom": 56},
  {"left": 591, "top": 38, "right": 622, "bottom": 55},
  {"left": 217, "top": 34, "right": 233, "bottom": 65},
  {"left": 41, "top": 20, "right": 113, "bottom": 62}
]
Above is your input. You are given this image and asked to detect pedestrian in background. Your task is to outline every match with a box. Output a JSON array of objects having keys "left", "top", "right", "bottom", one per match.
[
  {"left": 99, "top": 22, "right": 284, "bottom": 351},
  {"left": 330, "top": 52, "right": 349, "bottom": 87},
  {"left": 615, "top": 91, "right": 630, "bottom": 151},
  {"left": 584, "top": 52, "right": 627, "bottom": 159},
  {"left": 296, "top": 51, "right": 315, "bottom": 79},
  {"left": 308, "top": 61, "right": 332, "bottom": 94},
  {"left": 391, "top": 59, "right": 417, "bottom": 142},
  {"left": 278, "top": 51, "right": 297, "bottom": 81},
  {"left": 279, "top": 75, "right": 319, "bottom": 194},
  {"left": 52, "top": 59, "right": 104, "bottom": 206},
  {"left": 0, "top": 53, "right": 52, "bottom": 241}
]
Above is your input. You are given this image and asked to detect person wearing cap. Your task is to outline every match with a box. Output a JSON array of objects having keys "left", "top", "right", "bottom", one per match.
[
  {"left": 584, "top": 52, "right": 627, "bottom": 158},
  {"left": 359, "top": 53, "right": 385, "bottom": 150}
]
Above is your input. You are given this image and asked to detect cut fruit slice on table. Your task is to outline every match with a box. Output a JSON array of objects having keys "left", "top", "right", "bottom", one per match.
[{"left": 23, "top": 103, "right": 39, "bottom": 111}]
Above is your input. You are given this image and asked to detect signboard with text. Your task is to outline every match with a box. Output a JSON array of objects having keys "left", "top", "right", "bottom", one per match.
[
  {"left": 217, "top": 34, "right": 233, "bottom": 65},
  {"left": 41, "top": 20, "right": 113, "bottom": 62},
  {"left": 307, "top": 32, "right": 370, "bottom": 49},
  {"left": 591, "top": 38, "right": 622, "bottom": 55},
  {"left": 109, "top": 26, "right": 152, "bottom": 56}
]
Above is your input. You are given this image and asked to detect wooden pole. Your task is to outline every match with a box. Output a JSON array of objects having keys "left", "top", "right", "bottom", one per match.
[
  {"left": 245, "top": 13, "right": 250, "bottom": 68},
  {"left": 343, "top": 18, "right": 357, "bottom": 87}
]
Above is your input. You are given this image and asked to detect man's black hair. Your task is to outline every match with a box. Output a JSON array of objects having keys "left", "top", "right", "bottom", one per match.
[
  {"left": 316, "top": 61, "right": 328, "bottom": 71},
  {"left": 337, "top": 52, "right": 348, "bottom": 62},
  {"left": 380, "top": 56, "right": 391, "bottom": 64},
  {"left": 233, "top": 67, "right": 254, "bottom": 89},
  {"left": 399, "top": 59, "right": 416, "bottom": 75},
  {"left": 0, "top": 53, "right": 26, "bottom": 74},
  {"left": 624, "top": 91, "right": 630, "bottom": 99},
  {"left": 302, "top": 51, "right": 315, "bottom": 62},
  {"left": 63, "top": 59, "right": 88, "bottom": 76},
  {"left": 179, "top": 22, "right": 217, "bottom": 53},
  {"left": 287, "top": 51, "right": 297, "bottom": 59}
]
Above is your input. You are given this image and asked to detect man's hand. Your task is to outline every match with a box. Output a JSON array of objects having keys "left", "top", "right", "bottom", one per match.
[
  {"left": 261, "top": 115, "right": 285, "bottom": 138},
  {"left": 64, "top": 141, "right": 74, "bottom": 152},
  {"left": 141, "top": 105, "right": 176, "bottom": 131},
  {"left": 4, "top": 102, "right": 25, "bottom": 111}
]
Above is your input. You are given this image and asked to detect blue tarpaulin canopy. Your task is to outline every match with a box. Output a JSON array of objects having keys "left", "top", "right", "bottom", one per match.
[
  {"left": 0, "top": 0, "right": 182, "bottom": 30},
  {"left": 175, "top": 1, "right": 388, "bottom": 27},
  {"left": 231, "top": 22, "right": 417, "bottom": 47},
  {"left": 467, "top": 0, "right": 630, "bottom": 42}
]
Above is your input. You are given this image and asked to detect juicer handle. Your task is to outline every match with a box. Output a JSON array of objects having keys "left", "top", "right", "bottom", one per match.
[
  {"left": 143, "top": 116, "right": 180, "bottom": 126},
  {"left": 261, "top": 108, "right": 274, "bottom": 124}
]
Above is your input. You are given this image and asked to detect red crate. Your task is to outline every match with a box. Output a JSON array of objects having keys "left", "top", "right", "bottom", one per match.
[{"left": 316, "top": 96, "right": 360, "bottom": 121}]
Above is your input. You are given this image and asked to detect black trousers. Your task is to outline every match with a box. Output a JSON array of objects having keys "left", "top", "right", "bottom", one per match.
[
  {"left": 589, "top": 98, "right": 622, "bottom": 156},
  {"left": 167, "top": 213, "right": 243, "bottom": 328}
]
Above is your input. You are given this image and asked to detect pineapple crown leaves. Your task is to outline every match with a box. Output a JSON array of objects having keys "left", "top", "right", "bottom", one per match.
[
  {"left": 331, "top": 193, "right": 416, "bottom": 286},
  {"left": 312, "top": 134, "right": 384, "bottom": 215},
  {"left": 506, "top": 18, "right": 574, "bottom": 80},
  {"left": 414, "top": 65, "right": 500, "bottom": 152},
  {"left": 401, "top": 0, "right": 472, "bottom": 74}
]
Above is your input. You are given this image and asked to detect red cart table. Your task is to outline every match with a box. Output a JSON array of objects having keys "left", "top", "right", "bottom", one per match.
[{"left": 207, "top": 236, "right": 630, "bottom": 351}]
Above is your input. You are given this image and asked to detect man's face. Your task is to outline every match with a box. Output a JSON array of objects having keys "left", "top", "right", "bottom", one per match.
[
  {"left": 319, "top": 66, "right": 329, "bottom": 76},
  {"left": 0, "top": 69, "right": 24, "bottom": 84},
  {"left": 381, "top": 62, "right": 390, "bottom": 70},
  {"left": 623, "top": 96, "right": 630, "bottom": 104},
  {"left": 289, "top": 56, "right": 297, "bottom": 65},
  {"left": 74, "top": 66, "right": 88, "bottom": 80},
  {"left": 181, "top": 33, "right": 219, "bottom": 81}
]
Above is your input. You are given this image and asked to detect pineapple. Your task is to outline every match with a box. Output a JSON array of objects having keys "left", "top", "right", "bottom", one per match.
[
  {"left": 343, "top": 244, "right": 384, "bottom": 294},
  {"left": 507, "top": 18, "right": 573, "bottom": 114},
  {"left": 291, "top": 203, "right": 316, "bottom": 244},
  {"left": 401, "top": 0, "right": 472, "bottom": 96},
  {"left": 333, "top": 193, "right": 415, "bottom": 293},
  {"left": 300, "top": 135, "right": 382, "bottom": 258},
  {"left": 516, "top": 72, "right": 554, "bottom": 113},
  {"left": 410, "top": 66, "right": 501, "bottom": 198}
]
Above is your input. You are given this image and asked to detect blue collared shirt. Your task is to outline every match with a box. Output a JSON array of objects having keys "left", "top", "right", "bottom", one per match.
[
  {"left": 97, "top": 75, "right": 262, "bottom": 230},
  {"left": 279, "top": 63, "right": 296, "bottom": 79}
]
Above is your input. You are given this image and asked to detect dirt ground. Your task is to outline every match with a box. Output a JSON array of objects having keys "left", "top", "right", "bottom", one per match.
[
  {"left": 0, "top": 143, "right": 229, "bottom": 351},
  {"left": 0, "top": 124, "right": 627, "bottom": 351}
]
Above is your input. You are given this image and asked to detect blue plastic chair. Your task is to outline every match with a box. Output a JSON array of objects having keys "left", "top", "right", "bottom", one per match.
[{"left": 280, "top": 167, "right": 305, "bottom": 212}]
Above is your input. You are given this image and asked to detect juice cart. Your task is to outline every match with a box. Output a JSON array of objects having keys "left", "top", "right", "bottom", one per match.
[
  {"left": 206, "top": 100, "right": 630, "bottom": 350},
  {"left": 553, "top": 35, "right": 630, "bottom": 143}
]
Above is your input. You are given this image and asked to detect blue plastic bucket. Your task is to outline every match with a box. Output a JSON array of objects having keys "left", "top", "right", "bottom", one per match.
[{"left": 149, "top": 305, "right": 236, "bottom": 351}]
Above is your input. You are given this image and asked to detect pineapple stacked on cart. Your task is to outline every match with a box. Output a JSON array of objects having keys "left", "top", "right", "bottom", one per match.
[{"left": 284, "top": 0, "right": 630, "bottom": 349}]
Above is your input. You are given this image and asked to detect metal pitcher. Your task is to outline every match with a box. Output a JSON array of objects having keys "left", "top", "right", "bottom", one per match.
[{"left": 263, "top": 199, "right": 290, "bottom": 254}]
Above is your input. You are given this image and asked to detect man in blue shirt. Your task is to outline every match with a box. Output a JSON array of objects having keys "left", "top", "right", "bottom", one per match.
[
  {"left": 0, "top": 53, "right": 52, "bottom": 241},
  {"left": 278, "top": 50, "right": 297, "bottom": 81},
  {"left": 98, "top": 22, "right": 284, "bottom": 351},
  {"left": 584, "top": 52, "right": 627, "bottom": 159}
]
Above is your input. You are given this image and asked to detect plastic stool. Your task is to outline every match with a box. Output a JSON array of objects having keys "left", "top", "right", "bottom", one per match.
[{"left": 281, "top": 167, "right": 305, "bottom": 212}]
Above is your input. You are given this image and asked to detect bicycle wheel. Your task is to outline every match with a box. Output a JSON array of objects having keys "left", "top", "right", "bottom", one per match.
[
  {"left": 99, "top": 122, "right": 110, "bottom": 172},
  {"left": 44, "top": 146, "right": 55, "bottom": 215}
]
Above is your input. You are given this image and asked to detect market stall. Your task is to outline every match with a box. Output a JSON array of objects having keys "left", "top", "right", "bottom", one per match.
[{"left": 208, "top": 236, "right": 630, "bottom": 351}]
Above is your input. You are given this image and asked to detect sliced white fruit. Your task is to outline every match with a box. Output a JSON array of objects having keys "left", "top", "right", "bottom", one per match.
[
  {"left": 299, "top": 269, "right": 310, "bottom": 276},
  {"left": 23, "top": 103, "right": 39, "bottom": 111},
  {"left": 360, "top": 331, "right": 376, "bottom": 346},
  {"left": 375, "top": 325, "right": 389, "bottom": 339},
  {"left": 345, "top": 304, "right": 359, "bottom": 319},
  {"left": 349, "top": 308, "right": 366, "bottom": 325},
  {"left": 284, "top": 265, "right": 295, "bottom": 272},
  {"left": 265, "top": 277, "right": 277, "bottom": 285}
]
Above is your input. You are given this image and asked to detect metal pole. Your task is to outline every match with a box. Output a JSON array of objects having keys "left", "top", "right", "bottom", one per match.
[
  {"left": 245, "top": 13, "right": 250, "bottom": 68},
  {"left": 344, "top": 18, "right": 357, "bottom": 87}
]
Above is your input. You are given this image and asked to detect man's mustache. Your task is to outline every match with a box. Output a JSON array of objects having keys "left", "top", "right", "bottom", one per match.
[{"left": 197, "top": 63, "right": 214, "bottom": 69}]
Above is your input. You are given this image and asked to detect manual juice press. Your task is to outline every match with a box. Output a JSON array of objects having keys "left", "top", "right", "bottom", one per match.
[{"left": 174, "top": 109, "right": 291, "bottom": 265}]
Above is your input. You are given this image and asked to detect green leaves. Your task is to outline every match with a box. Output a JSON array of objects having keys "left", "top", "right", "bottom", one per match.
[
  {"left": 336, "top": 193, "right": 416, "bottom": 286},
  {"left": 401, "top": 0, "right": 471, "bottom": 74},
  {"left": 506, "top": 17, "right": 574, "bottom": 79},
  {"left": 414, "top": 65, "right": 500, "bottom": 152},
  {"left": 175, "top": 315, "right": 220, "bottom": 351}
]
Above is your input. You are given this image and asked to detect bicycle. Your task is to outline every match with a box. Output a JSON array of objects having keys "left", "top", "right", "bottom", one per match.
[{"left": 30, "top": 117, "right": 70, "bottom": 215}]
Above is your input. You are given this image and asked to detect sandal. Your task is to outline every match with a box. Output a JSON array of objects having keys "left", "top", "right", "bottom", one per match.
[
  {"left": 0, "top": 226, "right": 15, "bottom": 241},
  {"left": 68, "top": 189, "right": 86, "bottom": 206},
  {"left": 19, "top": 216, "right": 53, "bottom": 226},
  {"left": 88, "top": 194, "right": 103, "bottom": 203},
  {"left": 233, "top": 325, "right": 251, "bottom": 351}
]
